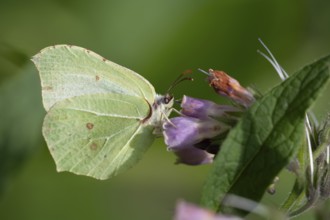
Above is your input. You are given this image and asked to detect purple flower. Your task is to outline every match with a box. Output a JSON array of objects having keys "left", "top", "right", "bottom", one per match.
[
  {"left": 181, "top": 95, "right": 240, "bottom": 119},
  {"left": 163, "top": 94, "right": 246, "bottom": 166},
  {"left": 173, "top": 147, "right": 214, "bottom": 165},
  {"left": 174, "top": 200, "right": 242, "bottom": 220},
  {"left": 163, "top": 116, "right": 225, "bottom": 149},
  {"left": 163, "top": 116, "right": 227, "bottom": 165}
]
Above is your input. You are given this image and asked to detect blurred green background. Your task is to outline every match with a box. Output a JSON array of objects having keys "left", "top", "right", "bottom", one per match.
[{"left": 1, "top": 0, "right": 330, "bottom": 219}]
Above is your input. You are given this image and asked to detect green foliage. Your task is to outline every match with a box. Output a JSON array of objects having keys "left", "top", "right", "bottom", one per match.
[
  {"left": 200, "top": 55, "right": 330, "bottom": 214},
  {"left": 0, "top": 64, "right": 44, "bottom": 194},
  {"left": 1, "top": 1, "right": 330, "bottom": 220},
  {"left": 280, "top": 102, "right": 330, "bottom": 217}
]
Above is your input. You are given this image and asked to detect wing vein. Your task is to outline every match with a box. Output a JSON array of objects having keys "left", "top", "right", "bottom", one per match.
[
  {"left": 64, "top": 107, "right": 142, "bottom": 119},
  {"left": 99, "top": 123, "right": 143, "bottom": 178},
  {"left": 55, "top": 123, "right": 138, "bottom": 167}
]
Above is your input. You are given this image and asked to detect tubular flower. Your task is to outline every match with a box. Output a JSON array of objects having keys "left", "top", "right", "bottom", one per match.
[
  {"left": 174, "top": 200, "right": 242, "bottom": 220},
  {"left": 207, "top": 69, "right": 255, "bottom": 107},
  {"left": 163, "top": 116, "right": 225, "bottom": 149},
  {"left": 181, "top": 95, "right": 240, "bottom": 119},
  {"left": 163, "top": 71, "right": 255, "bottom": 166},
  {"left": 163, "top": 116, "right": 226, "bottom": 165},
  {"left": 173, "top": 146, "right": 214, "bottom": 165}
]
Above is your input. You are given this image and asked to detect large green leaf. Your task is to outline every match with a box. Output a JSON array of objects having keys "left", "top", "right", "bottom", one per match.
[{"left": 201, "top": 55, "right": 330, "bottom": 212}]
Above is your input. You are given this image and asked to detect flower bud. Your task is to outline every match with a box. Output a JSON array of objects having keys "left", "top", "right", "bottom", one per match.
[{"left": 207, "top": 69, "right": 255, "bottom": 107}]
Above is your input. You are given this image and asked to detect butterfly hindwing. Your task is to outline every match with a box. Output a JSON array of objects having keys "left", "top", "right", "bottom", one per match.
[{"left": 43, "top": 93, "right": 155, "bottom": 179}]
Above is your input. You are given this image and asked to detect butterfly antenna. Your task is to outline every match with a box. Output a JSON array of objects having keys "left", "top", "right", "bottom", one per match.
[{"left": 166, "top": 71, "right": 193, "bottom": 94}]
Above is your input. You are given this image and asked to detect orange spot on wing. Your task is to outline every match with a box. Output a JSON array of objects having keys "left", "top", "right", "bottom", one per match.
[
  {"left": 86, "top": 122, "right": 94, "bottom": 130},
  {"left": 90, "top": 142, "right": 98, "bottom": 150},
  {"left": 42, "top": 86, "right": 53, "bottom": 91}
]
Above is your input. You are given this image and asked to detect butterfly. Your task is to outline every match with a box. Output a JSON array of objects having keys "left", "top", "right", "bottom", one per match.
[{"left": 32, "top": 45, "right": 173, "bottom": 180}]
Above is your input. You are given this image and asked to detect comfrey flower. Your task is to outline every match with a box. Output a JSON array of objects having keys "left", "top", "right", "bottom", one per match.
[
  {"left": 163, "top": 117, "right": 222, "bottom": 148},
  {"left": 163, "top": 116, "right": 226, "bottom": 165},
  {"left": 174, "top": 200, "right": 242, "bottom": 220},
  {"left": 174, "top": 147, "right": 214, "bottom": 165},
  {"left": 207, "top": 69, "right": 255, "bottom": 108},
  {"left": 163, "top": 72, "right": 255, "bottom": 165},
  {"left": 163, "top": 96, "right": 241, "bottom": 165},
  {"left": 181, "top": 95, "right": 240, "bottom": 119}
]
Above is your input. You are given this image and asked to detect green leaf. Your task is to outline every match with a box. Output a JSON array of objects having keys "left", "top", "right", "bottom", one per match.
[{"left": 200, "top": 55, "right": 330, "bottom": 213}]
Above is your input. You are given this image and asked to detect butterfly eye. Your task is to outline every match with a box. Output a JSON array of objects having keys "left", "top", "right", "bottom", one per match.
[{"left": 164, "top": 94, "right": 173, "bottom": 104}]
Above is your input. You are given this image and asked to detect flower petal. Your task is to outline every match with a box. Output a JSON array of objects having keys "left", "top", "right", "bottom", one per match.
[
  {"left": 174, "top": 200, "right": 242, "bottom": 220},
  {"left": 163, "top": 116, "right": 224, "bottom": 148},
  {"left": 181, "top": 95, "right": 239, "bottom": 119},
  {"left": 173, "top": 146, "right": 214, "bottom": 165}
]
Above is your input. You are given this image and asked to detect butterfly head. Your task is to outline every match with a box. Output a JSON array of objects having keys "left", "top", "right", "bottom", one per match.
[
  {"left": 162, "top": 93, "right": 174, "bottom": 107},
  {"left": 153, "top": 93, "right": 174, "bottom": 112}
]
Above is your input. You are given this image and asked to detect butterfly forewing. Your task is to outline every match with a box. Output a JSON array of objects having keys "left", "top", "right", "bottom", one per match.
[
  {"left": 43, "top": 93, "right": 155, "bottom": 179},
  {"left": 32, "top": 45, "right": 156, "bottom": 111}
]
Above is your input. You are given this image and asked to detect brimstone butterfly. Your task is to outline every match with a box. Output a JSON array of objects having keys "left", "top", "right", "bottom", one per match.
[{"left": 32, "top": 45, "right": 173, "bottom": 180}]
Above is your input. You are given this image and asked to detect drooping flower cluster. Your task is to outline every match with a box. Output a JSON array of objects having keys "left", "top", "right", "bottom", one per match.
[
  {"left": 163, "top": 70, "right": 255, "bottom": 165},
  {"left": 163, "top": 112, "right": 225, "bottom": 165}
]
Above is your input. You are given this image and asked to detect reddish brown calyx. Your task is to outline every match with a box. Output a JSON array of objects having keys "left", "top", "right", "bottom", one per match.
[{"left": 207, "top": 69, "right": 255, "bottom": 107}]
